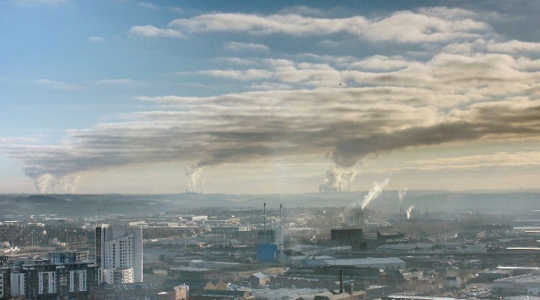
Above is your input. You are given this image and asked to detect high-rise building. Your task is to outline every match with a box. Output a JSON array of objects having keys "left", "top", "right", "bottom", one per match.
[
  {"left": 0, "top": 259, "right": 97, "bottom": 299},
  {"left": 95, "top": 224, "right": 143, "bottom": 284}
]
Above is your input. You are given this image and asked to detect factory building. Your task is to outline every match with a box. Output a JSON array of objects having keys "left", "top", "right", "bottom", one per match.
[
  {"left": 96, "top": 224, "right": 144, "bottom": 284},
  {"left": 331, "top": 228, "right": 367, "bottom": 249},
  {"left": 256, "top": 230, "right": 279, "bottom": 262},
  {"left": 300, "top": 257, "right": 405, "bottom": 270},
  {"left": 255, "top": 203, "right": 285, "bottom": 262}
]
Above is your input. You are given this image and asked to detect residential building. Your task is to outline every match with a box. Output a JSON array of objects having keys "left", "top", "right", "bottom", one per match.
[{"left": 96, "top": 224, "right": 143, "bottom": 284}]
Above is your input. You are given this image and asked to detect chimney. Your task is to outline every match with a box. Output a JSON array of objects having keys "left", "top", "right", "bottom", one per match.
[
  {"left": 345, "top": 282, "right": 354, "bottom": 294},
  {"left": 339, "top": 270, "right": 344, "bottom": 294}
]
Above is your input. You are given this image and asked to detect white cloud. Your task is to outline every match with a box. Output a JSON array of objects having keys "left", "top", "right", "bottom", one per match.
[
  {"left": 224, "top": 41, "right": 269, "bottom": 52},
  {"left": 96, "top": 79, "right": 135, "bottom": 86},
  {"left": 349, "top": 55, "right": 416, "bottom": 71},
  {"left": 215, "top": 57, "right": 259, "bottom": 66},
  {"left": 444, "top": 39, "right": 540, "bottom": 55},
  {"left": 15, "top": 0, "right": 66, "bottom": 5},
  {"left": 164, "top": 9, "right": 489, "bottom": 43},
  {"left": 137, "top": 1, "right": 158, "bottom": 10},
  {"left": 487, "top": 40, "right": 540, "bottom": 53},
  {"left": 199, "top": 69, "right": 273, "bottom": 81},
  {"left": 250, "top": 82, "right": 293, "bottom": 90},
  {"left": 36, "top": 79, "right": 83, "bottom": 91},
  {"left": 129, "top": 7, "right": 490, "bottom": 43},
  {"left": 129, "top": 25, "right": 184, "bottom": 39},
  {"left": 88, "top": 36, "right": 105, "bottom": 43}
]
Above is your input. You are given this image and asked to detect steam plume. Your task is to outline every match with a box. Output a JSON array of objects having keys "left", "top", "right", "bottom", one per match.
[
  {"left": 33, "top": 173, "right": 81, "bottom": 194},
  {"left": 360, "top": 178, "right": 390, "bottom": 210},
  {"left": 34, "top": 174, "right": 56, "bottom": 194},
  {"left": 319, "top": 167, "right": 358, "bottom": 193},
  {"left": 185, "top": 166, "right": 204, "bottom": 193},
  {"left": 398, "top": 188, "right": 408, "bottom": 204},
  {"left": 406, "top": 205, "right": 415, "bottom": 220}
]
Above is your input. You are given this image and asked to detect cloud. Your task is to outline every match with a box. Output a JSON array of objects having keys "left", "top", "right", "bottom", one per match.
[
  {"left": 411, "top": 151, "right": 540, "bottom": 170},
  {"left": 36, "top": 79, "right": 83, "bottom": 91},
  {"left": 9, "top": 6, "right": 540, "bottom": 193},
  {"left": 137, "top": 1, "right": 159, "bottom": 10},
  {"left": 278, "top": 6, "right": 325, "bottom": 17},
  {"left": 224, "top": 41, "right": 269, "bottom": 52},
  {"left": 215, "top": 57, "right": 259, "bottom": 66},
  {"left": 197, "top": 52, "right": 540, "bottom": 93},
  {"left": 129, "top": 25, "right": 184, "bottom": 39},
  {"left": 444, "top": 39, "right": 540, "bottom": 55},
  {"left": 129, "top": 7, "right": 490, "bottom": 43},
  {"left": 250, "top": 82, "right": 292, "bottom": 90},
  {"left": 10, "top": 76, "right": 540, "bottom": 193},
  {"left": 96, "top": 78, "right": 135, "bottom": 86},
  {"left": 349, "top": 55, "right": 416, "bottom": 71},
  {"left": 162, "top": 8, "right": 489, "bottom": 43},
  {"left": 199, "top": 69, "right": 273, "bottom": 81},
  {"left": 15, "top": 0, "right": 66, "bottom": 5},
  {"left": 169, "top": 6, "right": 183, "bottom": 14},
  {"left": 88, "top": 36, "right": 105, "bottom": 43}
]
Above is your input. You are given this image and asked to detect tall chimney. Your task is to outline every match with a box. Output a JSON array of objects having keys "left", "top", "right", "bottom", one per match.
[
  {"left": 339, "top": 270, "right": 344, "bottom": 294},
  {"left": 263, "top": 202, "right": 267, "bottom": 233}
]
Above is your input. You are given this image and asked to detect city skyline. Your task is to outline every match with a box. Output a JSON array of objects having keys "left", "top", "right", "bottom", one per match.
[{"left": 2, "top": 0, "right": 540, "bottom": 194}]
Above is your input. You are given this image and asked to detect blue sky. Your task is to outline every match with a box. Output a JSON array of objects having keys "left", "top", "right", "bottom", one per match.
[{"left": 2, "top": 0, "right": 540, "bottom": 194}]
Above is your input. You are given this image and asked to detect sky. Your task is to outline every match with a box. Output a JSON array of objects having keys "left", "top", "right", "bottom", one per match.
[{"left": 2, "top": 0, "right": 540, "bottom": 194}]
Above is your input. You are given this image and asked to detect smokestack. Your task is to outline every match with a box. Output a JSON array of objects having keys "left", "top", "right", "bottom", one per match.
[
  {"left": 278, "top": 203, "right": 284, "bottom": 251},
  {"left": 398, "top": 188, "right": 408, "bottom": 219},
  {"left": 339, "top": 270, "right": 344, "bottom": 294},
  {"left": 345, "top": 282, "right": 354, "bottom": 294}
]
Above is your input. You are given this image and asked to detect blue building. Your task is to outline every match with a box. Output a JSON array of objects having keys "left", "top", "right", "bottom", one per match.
[
  {"left": 256, "top": 230, "right": 279, "bottom": 262},
  {"left": 256, "top": 244, "right": 278, "bottom": 262}
]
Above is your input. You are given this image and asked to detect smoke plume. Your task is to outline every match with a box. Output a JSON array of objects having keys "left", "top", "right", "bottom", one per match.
[
  {"left": 360, "top": 178, "right": 390, "bottom": 210},
  {"left": 185, "top": 166, "right": 204, "bottom": 193},
  {"left": 406, "top": 205, "right": 415, "bottom": 220},
  {"left": 33, "top": 173, "right": 81, "bottom": 194},
  {"left": 319, "top": 167, "right": 358, "bottom": 192},
  {"left": 398, "top": 188, "right": 408, "bottom": 205}
]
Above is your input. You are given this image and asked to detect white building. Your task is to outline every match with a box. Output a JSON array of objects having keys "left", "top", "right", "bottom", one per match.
[
  {"left": 10, "top": 272, "right": 25, "bottom": 297},
  {"left": 96, "top": 224, "right": 143, "bottom": 284},
  {"left": 38, "top": 271, "right": 57, "bottom": 295},
  {"left": 69, "top": 269, "right": 88, "bottom": 292}
]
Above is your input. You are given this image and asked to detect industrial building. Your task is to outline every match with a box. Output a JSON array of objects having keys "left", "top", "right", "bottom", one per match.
[
  {"left": 294, "top": 257, "right": 405, "bottom": 270},
  {"left": 330, "top": 228, "right": 366, "bottom": 249}
]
